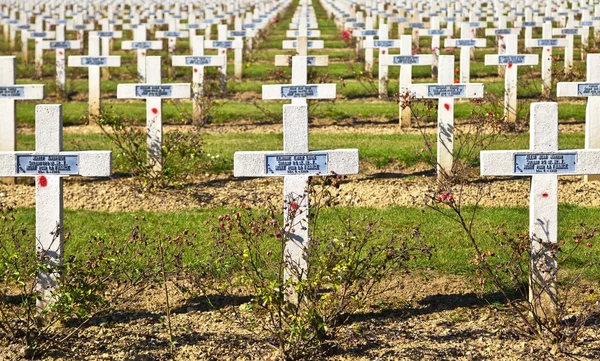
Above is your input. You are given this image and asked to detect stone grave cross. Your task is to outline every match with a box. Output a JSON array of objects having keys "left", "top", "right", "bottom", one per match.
[
  {"left": 410, "top": 55, "right": 484, "bottom": 177},
  {"left": 234, "top": 56, "right": 358, "bottom": 300},
  {"left": 0, "top": 104, "right": 111, "bottom": 309},
  {"left": 204, "top": 25, "right": 243, "bottom": 91},
  {"left": 557, "top": 53, "right": 600, "bottom": 181},
  {"left": 444, "top": 23, "right": 486, "bottom": 83},
  {"left": 39, "top": 24, "right": 81, "bottom": 94},
  {"left": 485, "top": 35, "right": 539, "bottom": 122},
  {"left": 89, "top": 29, "right": 123, "bottom": 80},
  {"left": 525, "top": 22, "right": 567, "bottom": 96},
  {"left": 67, "top": 36, "right": 121, "bottom": 118},
  {"left": 380, "top": 34, "right": 434, "bottom": 127},
  {"left": 480, "top": 102, "right": 600, "bottom": 318},
  {"left": 172, "top": 36, "right": 226, "bottom": 122},
  {"left": 117, "top": 56, "right": 191, "bottom": 171},
  {"left": 552, "top": 22, "right": 581, "bottom": 72},
  {"left": 363, "top": 24, "right": 402, "bottom": 98},
  {"left": 121, "top": 25, "right": 163, "bottom": 83},
  {"left": 0, "top": 56, "right": 44, "bottom": 183}
]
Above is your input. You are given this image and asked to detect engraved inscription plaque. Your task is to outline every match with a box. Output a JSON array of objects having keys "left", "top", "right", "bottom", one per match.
[
  {"left": 212, "top": 41, "right": 233, "bottom": 48},
  {"left": 514, "top": 153, "right": 577, "bottom": 174},
  {"left": 185, "top": 56, "right": 212, "bottom": 65},
  {"left": 456, "top": 40, "right": 476, "bottom": 46},
  {"left": 81, "top": 57, "right": 107, "bottom": 66},
  {"left": 135, "top": 85, "right": 173, "bottom": 97},
  {"left": 17, "top": 155, "right": 79, "bottom": 175},
  {"left": 164, "top": 32, "right": 180, "bottom": 37},
  {"left": 374, "top": 40, "right": 394, "bottom": 47},
  {"left": 577, "top": 83, "right": 600, "bottom": 96},
  {"left": 498, "top": 55, "right": 526, "bottom": 64},
  {"left": 393, "top": 56, "right": 419, "bottom": 65},
  {"left": 50, "top": 41, "right": 71, "bottom": 48},
  {"left": 29, "top": 32, "right": 47, "bottom": 37},
  {"left": 280, "top": 85, "right": 319, "bottom": 98},
  {"left": 230, "top": 31, "right": 246, "bottom": 37},
  {"left": 428, "top": 29, "right": 445, "bottom": 35},
  {"left": 265, "top": 154, "right": 328, "bottom": 175},
  {"left": 131, "top": 41, "right": 152, "bottom": 49},
  {"left": 362, "top": 30, "right": 378, "bottom": 36},
  {"left": 538, "top": 39, "right": 558, "bottom": 46},
  {"left": 0, "top": 87, "right": 24, "bottom": 97},
  {"left": 97, "top": 31, "right": 114, "bottom": 37},
  {"left": 427, "top": 85, "right": 466, "bottom": 97},
  {"left": 561, "top": 29, "right": 578, "bottom": 34},
  {"left": 495, "top": 29, "right": 511, "bottom": 35},
  {"left": 307, "top": 56, "right": 316, "bottom": 65}
]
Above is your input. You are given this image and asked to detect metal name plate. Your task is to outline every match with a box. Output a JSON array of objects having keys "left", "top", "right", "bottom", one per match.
[
  {"left": 213, "top": 41, "right": 232, "bottom": 48},
  {"left": 230, "top": 31, "right": 246, "bottom": 37},
  {"left": 81, "top": 57, "right": 107, "bottom": 65},
  {"left": 445, "top": 17, "right": 456, "bottom": 22},
  {"left": 374, "top": 40, "right": 394, "bottom": 47},
  {"left": 243, "top": 24, "right": 256, "bottom": 29},
  {"left": 538, "top": 39, "right": 558, "bottom": 46},
  {"left": 135, "top": 85, "right": 173, "bottom": 97},
  {"left": 153, "top": 19, "right": 166, "bottom": 24},
  {"left": 17, "top": 25, "right": 30, "bottom": 30},
  {"left": 131, "top": 41, "right": 152, "bottom": 49},
  {"left": 355, "top": 22, "right": 366, "bottom": 28},
  {"left": 17, "top": 155, "right": 79, "bottom": 175},
  {"left": 561, "top": 29, "right": 578, "bottom": 34},
  {"left": 469, "top": 22, "right": 481, "bottom": 27},
  {"left": 428, "top": 85, "right": 466, "bottom": 97},
  {"left": 252, "top": 19, "right": 262, "bottom": 23},
  {"left": 495, "top": 29, "right": 511, "bottom": 35},
  {"left": 393, "top": 56, "right": 419, "bottom": 64},
  {"left": 523, "top": 22, "right": 537, "bottom": 27},
  {"left": 456, "top": 40, "right": 476, "bottom": 46},
  {"left": 30, "top": 32, "right": 47, "bottom": 37},
  {"left": 280, "top": 85, "right": 319, "bottom": 98},
  {"left": 185, "top": 56, "right": 212, "bottom": 65},
  {"left": 362, "top": 30, "right": 378, "bottom": 36},
  {"left": 0, "top": 86, "right": 24, "bottom": 97},
  {"left": 577, "top": 83, "right": 600, "bottom": 96},
  {"left": 395, "top": 18, "right": 408, "bottom": 23},
  {"left": 543, "top": 17, "right": 555, "bottom": 21},
  {"left": 409, "top": 22, "right": 424, "bottom": 28},
  {"left": 74, "top": 24, "right": 87, "bottom": 30},
  {"left": 186, "top": 24, "right": 201, "bottom": 29},
  {"left": 307, "top": 41, "right": 315, "bottom": 47},
  {"left": 581, "top": 21, "right": 593, "bottom": 26},
  {"left": 514, "top": 153, "right": 577, "bottom": 174},
  {"left": 50, "top": 41, "right": 71, "bottom": 48},
  {"left": 498, "top": 55, "right": 526, "bottom": 64},
  {"left": 164, "top": 32, "right": 180, "bottom": 37},
  {"left": 593, "top": 16, "right": 600, "bottom": 21},
  {"left": 98, "top": 31, "right": 114, "bottom": 37},
  {"left": 428, "top": 29, "right": 445, "bottom": 35},
  {"left": 307, "top": 56, "right": 316, "bottom": 65},
  {"left": 265, "top": 154, "right": 328, "bottom": 175}
]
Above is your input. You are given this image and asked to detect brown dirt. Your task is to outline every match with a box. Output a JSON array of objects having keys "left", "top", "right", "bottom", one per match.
[{"left": 1, "top": 272, "right": 598, "bottom": 361}]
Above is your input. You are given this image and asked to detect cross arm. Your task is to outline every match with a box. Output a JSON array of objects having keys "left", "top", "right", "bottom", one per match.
[
  {"left": 363, "top": 40, "right": 402, "bottom": 49},
  {"left": 117, "top": 84, "right": 192, "bottom": 99},
  {"left": 262, "top": 84, "right": 336, "bottom": 100},
  {"left": 0, "top": 84, "right": 44, "bottom": 99},
  {"left": 274, "top": 55, "right": 328, "bottom": 67},
  {"left": 410, "top": 83, "right": 484, "bottom": 98},
  {"left": 67, "top": 56, "right": 121, "bottom": 67},
  {"left": 444, "top": 38, "right": 487, "bottom": 47},
  {"left": 480, "top": 149, "right": 600, "bottom": 176},
  {"left": 89, "top": 31, "right": 123, "bottom": 38},
  {"left": 484, "top": 28, "right": 521, "bottom": 36},
  {"left": 233, "top": 149, "right": 359, "bottom": 177},
  {"left": 156, "top": 31, "right": 190, "bottom": 38},
  {"left": 552, "top": 28, "right": 582, "bottom": 36},
  {"left": 556, "top": 82, "right": 600, "bottom": 97},
  {"left": 484, "top": 54, "right": 538, "bottom": 66},
  {"left": 204, "top": 39, "right": 244, "bottom": 49},
  {"left": 282, "top": 40, "right": 324, "bottom": 49},
  {"left": 121, "top": 41, "right": 163, "bottom": 50},
  {"left": 172, "top": 55, "right": 226, "bottom": 67},
  {"left": 39, "top": 40, "right": 82, "bottom": 49},
  {"left": 0, "top": 151, "right": 111, "bottom": 177},
  {"left": 524, "top": 38, "right": 567, "bottom": 47}
]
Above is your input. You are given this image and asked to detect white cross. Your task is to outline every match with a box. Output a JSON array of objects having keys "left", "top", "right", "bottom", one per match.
[
  {"left": 410, "top": 55, "right": 484, "bottom": 177},
  {"left": 363, "top": 24, "right": 402, "bottom": 98},
  {"left": 380, "top": 35, "right": 434, "bottom": 127},
  {"left": 484, "top": 15, "right": 521, "bottom": 77},
  {"left": 234, "top": 56, "right": 358, "bottom": 300},
  {"left": 480, "top": 102, "right": 600, "bottom": 318},
  {"left": 0, "top": 56, "right": 44, "bottom": 183},
  {"left": 485, "top": 34, "right": 539, "bottom": 122},
  {"left": 552, "top": 23, "right": 581, "bottom": 71},
  {"left": 26, "top": 28, "right": 56, "bottom": 78},
  {"left": 117, "top": 56, "right": 191, "bottom": 171},
  {"left": 525, "top": 22, "right": 567, "bottom": 96},
  {"left": 89, "top": 30, "right": 122, "bottom": 80},
  {"left": 204, "top": 25, "right": 243, "bottom": 91},
  {"left": 156, "top": 30, "right": 189, "bottom": 56},
  {"left": 121, "top": 25, "right": 163, "bottom": 83},
  {"left": 68, "top": 36, "right": 121, "bottom": 118},
  {"left": 444, "top": 23, "right": 486, "bottom": 83},
  {"left": 172, "top": 36, "right": 226, "bottom": 122},
  {"left": 418, "top": 17, "right": 449, "bottom": 78},
  {"left": 39, "top": 24, "right": 81, "bottom": 94},
  {"left": 557, "top": 53, "right": 600, "bottom": 181},
  {"left": 0, "top": 104, "right": 111, "bottom": 309}
]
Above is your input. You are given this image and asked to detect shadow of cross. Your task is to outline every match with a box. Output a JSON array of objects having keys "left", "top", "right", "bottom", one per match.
[
  {"left": 480, "top": 102, "right": 600, "bottom": 319},
  {"left": 410, "top": 55, "right": 484, "bottom": 178},
  {"left": 0, "top": 105, "right": 111, "bottom": 310},
  {"left": 234, "top": 56, "right": 358, "bottom": 301}
]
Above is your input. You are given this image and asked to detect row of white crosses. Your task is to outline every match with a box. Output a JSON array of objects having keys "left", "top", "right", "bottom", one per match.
[{"left": 235, "top": 55, "right": 358, "bottom": 301}]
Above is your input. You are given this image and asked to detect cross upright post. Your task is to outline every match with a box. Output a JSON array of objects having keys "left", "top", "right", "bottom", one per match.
[{"left": 0, "top": 104, "right": 111, "bottom": 309}]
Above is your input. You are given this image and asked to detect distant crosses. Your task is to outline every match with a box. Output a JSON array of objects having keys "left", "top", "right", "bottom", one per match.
[
  {"left": 68, "top": 36, "right": 121, "bottom": 119},
  {"left": 485, "top": 35, "right": 538, "bottom": 122},
  {"left": 0, "top": 104, "right": 111, "bottom": 309},
  {"left": 480, "top": 102, "right": 600, "bottom": 319},
  {"left": 410, "top": 56, "right": 484, "bottom": 177},
  {"left": 38, "top": 24, "right": 81, "bottom": 94},
  {"left": 380, "top": 35, "right": 433, "bottom": 127},
  {"left": 117, "top": 56, "right": 191, "bottom": 172},
  {"left": 444, "top": 23, "right": 486, "bottom": 83},
  {"left": 172, "top": 36, "right": 226, "bottom": 123},
  {"left": 121, "top": 25, "right": 163, "bottom": 83},
  {"left": 525, "top": 23, "right": 566, "bottom": 96},
  {"left": 204, "top": 25, "right": 243, "bottom": 91},
  {"left": 0, "top": 56, "right": 44, "bottom": 184},
  {"left": 557, "top": 54, "right": 600, "bottom": 181}
]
